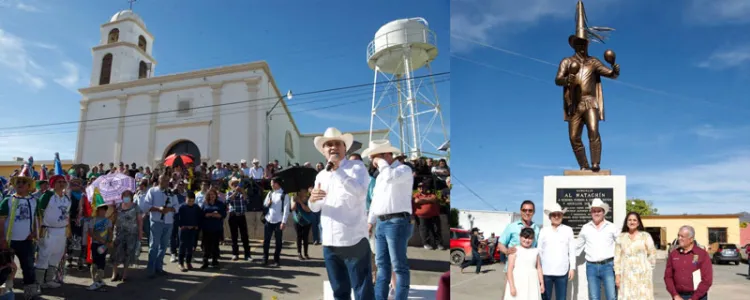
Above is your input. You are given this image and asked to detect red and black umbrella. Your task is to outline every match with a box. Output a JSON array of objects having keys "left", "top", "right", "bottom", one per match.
[{"left": 164, "top": 154, "right": 194, "bottom": 167}]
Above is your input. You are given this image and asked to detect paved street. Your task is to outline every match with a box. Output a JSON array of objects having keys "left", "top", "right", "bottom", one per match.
[
  {"left": 8, "top": 241, "right": 447, "bottom": 300},
  {"left": 451, "top": 260, "right": 750, "bottom": 299}
]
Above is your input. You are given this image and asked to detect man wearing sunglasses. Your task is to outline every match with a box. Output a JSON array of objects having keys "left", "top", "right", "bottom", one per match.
[{"left": 496, "top": 200, "right": 541, "bottom": 272}]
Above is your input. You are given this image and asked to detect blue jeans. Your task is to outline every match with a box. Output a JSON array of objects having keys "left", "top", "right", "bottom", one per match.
[
  {"left": 586, "top": 260, "right": 616, "bottom": 300},
  {"left": 148, "top": 220, "right": 173, "bottom": 274},
  {"left": 311, "top": 212, "right": 321, "bottom": 243},
  {"left": 323, "top": 238, "right": 374, "bottom": 300},
  {"left": 680, "top": 294, "right": 707, "bottom": 300},
  {"left": 542, "top": 274, "right": 568, "bottom": 300},
  {"left": 178, "top": 228, "right": 198, "bottom": 264},
  {"left": 375, "top": 217, "right": 413, "bottom": 300}
]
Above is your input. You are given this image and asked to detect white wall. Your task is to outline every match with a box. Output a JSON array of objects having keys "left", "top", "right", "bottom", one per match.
[
  {"left": 80, "top": 98, "right": 119, "bottom": 164},
  {"left": 120, "top": 94, "right": 150, "bottom": 165},
  {"left": 458, "top": 210, "right": 520, "bottom": 236},
  {"left": 266, "top": 77, "right": 298, "bottom": 167},
  {"left": 79, "top": 69, "right": 269, "bottom": 166}
]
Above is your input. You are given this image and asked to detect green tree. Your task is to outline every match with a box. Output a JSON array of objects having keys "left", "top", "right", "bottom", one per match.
[
  {"left": 626, "top": 198, "right": 658, "bottom": 216},
  {"left": 450, "top": 208, "right": 459, "bottom": 228},
  {"left": 741, "top": 222, "right": 748, "bottom": 229}
]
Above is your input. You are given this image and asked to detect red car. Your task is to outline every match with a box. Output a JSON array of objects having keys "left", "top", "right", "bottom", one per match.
[{"left": 449, "top": 228, "right": 501, "bottom": 265}]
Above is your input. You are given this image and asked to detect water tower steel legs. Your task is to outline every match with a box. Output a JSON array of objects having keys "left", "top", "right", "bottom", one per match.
[
  {"left": 369, "top": 66, "right": 378, "bottom": 144},
  {"left": 402, "top": 46, "right": 421, "bottom": 159},
  {"left": 396, "top": 76, "right": 406, "bottom": 154}
]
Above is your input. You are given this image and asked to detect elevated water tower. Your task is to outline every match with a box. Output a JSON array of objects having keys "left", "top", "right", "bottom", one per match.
[{"left": 366, "top": 18, "right": 448, "bottom": 159}]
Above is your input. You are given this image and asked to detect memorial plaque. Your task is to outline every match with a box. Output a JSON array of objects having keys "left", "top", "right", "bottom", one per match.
[{"left": 556, "top": 188, "right": 614, "bottom": 235}]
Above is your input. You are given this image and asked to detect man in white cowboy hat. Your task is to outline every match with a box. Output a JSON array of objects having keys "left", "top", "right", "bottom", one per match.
[
  {"left": 538, "top": 203, "right": 576, "bottom": 300},
  {"left": 309, "top": 127, "right": 374, "bottom": 299},
  {"left": 575, "top": 198, "right": 618, "bottom": 300},
  {"left": 362, "top": 139, "right": 414, "bottom": 300},
  {"left": 248, "top": 158, "right": 264, "bottom": 180}
]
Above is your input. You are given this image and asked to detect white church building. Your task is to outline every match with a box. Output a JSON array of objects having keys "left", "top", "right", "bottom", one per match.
[{"left": 74, "top": 10, "right": 383, "bottom": 167}]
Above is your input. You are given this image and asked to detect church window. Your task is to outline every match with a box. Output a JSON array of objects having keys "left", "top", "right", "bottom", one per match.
[
  {"left": 285, "top": 131, "right": 294, "bottom": 158},
  {"left": 138, "top": 35, "right": 147, "bottom": 52},
  {"left": 177, "top": 100, "right": 192, "bottom": 117},
  {"left": 108, "top": 28, "right": 119, "bottom": 43},
  {"left": 99, "top": 53, "right": 113, "bottom": 85},
  {"left": 138, "top": 61, "right": 148, "bottom": 79}
]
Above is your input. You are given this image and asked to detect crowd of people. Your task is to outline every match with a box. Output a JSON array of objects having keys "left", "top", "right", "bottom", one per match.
[
  {"left": 463, "top": 199, "right": 715, "bottom": 300},
  {"left": 0, "top": 127, "right": 451, "bottom": 300}
]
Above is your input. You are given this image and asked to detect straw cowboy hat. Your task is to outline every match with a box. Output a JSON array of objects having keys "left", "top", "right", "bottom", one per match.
[
  {"left": 589, "top": 198, "right": 610, "bottom": 214},
  {"left": 361, "top": 140, "right": 401, "bottom": 158},
  {"left": 313, "top": 127, "right": 353, "bottom": 156},
  {"left": 9, "top": 176, "right": 34, "bottom": 186},
  {"left": 543, "top": 203, "right": 568, "bottom": 215}
]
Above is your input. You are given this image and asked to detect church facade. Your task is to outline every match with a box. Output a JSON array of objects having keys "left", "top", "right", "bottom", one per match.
[{"left": 74, "top": 10, "right": 382, "bottom": 167}]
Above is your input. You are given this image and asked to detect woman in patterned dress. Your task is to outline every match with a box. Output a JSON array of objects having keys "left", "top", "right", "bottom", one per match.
[
  {"left": 614, "top": 212, "right": 656, "bottom": 300},
  {"left": 110, "top": 190, "right": 143, "bottom": 282}
]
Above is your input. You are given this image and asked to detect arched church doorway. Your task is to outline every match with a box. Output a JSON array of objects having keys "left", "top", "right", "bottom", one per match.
[{"left": 164, "top": 140, "right": 201, "bottom": 164}]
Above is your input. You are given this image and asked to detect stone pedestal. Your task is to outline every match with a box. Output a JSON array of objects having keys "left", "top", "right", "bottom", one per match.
[{"left": 543, "top": 171, "right": 626, "bottom": 300}]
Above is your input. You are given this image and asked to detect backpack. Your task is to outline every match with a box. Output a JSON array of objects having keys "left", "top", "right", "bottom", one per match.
[{"left": 261, "top": 191, "right": 286, "bottom": 224}]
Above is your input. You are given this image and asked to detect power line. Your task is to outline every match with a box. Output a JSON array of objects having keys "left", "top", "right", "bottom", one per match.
[
  {"left": 0, "top": 72, "right": 449, "bottom": 131},
  {"left": 451, "top": 34, "right": 744, "bottom": 112},
  {"left": 451, "top": 175, "right": 499, "bottom": 212},
  {"left": 0, "top": 78, "right": 451, "bottom": 138}
]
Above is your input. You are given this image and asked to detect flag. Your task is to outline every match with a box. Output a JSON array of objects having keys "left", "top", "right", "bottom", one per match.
[{"left": 54, "top": 152, "right": 65, "bottom": 176}]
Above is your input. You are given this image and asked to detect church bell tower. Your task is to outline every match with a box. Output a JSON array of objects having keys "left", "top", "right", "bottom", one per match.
[{"left": 90, "top": 10, "right": 157, "bottom": 86}]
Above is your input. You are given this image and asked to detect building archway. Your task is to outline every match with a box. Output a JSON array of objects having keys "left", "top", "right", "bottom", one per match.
[{"left": 164, "top": 140, "right": 201, "bottom": 164}]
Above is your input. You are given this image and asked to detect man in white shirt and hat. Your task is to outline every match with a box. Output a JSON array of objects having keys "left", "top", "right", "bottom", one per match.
[
  {"left": 576, "top": 198, "right": 618, "bottom": 300},
  {"left": 362, "top": 140, "right": 414, "bottom": 300},
  {"left": 538, "top": 203, "right": 575, "bottom": 300},
  {"left": 309, "top": 127, "right": 374, "bottom": 300}
]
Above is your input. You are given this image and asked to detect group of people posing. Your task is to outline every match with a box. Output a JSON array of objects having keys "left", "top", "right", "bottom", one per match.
[{"left": 469, "top": 199, "right": 713, "bottom": 300}]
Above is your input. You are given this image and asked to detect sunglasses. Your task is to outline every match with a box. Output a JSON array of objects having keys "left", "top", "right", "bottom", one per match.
[{"left": 521, "top": 209, "right": 534, "bottom": 213}]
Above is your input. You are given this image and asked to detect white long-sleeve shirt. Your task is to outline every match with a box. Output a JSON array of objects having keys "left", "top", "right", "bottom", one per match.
[
  {"left": 309, "top": 159, "right": 370, "bottom": 247},
  {"left": 367, "top": 159, "right": 413, "bottom": 224},
  {"left": 576, "top": 220, "right": 618, "bottom": 262},
  {"left": 263, "top": 189, "right": 290, "bottom": 224},
  {"left": 538, "top": 224, "right": 576, "bottom": 276}
]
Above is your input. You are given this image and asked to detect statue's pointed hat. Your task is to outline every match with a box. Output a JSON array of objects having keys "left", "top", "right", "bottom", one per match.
[{"left": 568, "top": 0, "right": 614, "bottom": 48}]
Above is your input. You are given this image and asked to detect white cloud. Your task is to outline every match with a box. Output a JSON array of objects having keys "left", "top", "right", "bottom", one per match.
[
  {"left": 691, "top": 124, "right": 750, "bottom": 139},
  {"left": 450, "top": 0, "right": 618, "bottom": 53},
  {"left": 15, "top": 2, "right": 40, "bottom": 12},
  {"left": 54, "top": 61, "right": 83, "bottom": 92},
  {"left": 685, "top": 0, "right": 750, "bottom": 25},
  {"left": 697, "top": 44, "right": 750, "bottom": 70},
  {"left": 0, "top": 29, "right": 46, "bottom": 90}
]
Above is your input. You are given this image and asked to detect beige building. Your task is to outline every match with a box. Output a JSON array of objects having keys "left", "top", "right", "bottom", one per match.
[{"left": 641, "top": 214, "right": 741, "bottom": 250}]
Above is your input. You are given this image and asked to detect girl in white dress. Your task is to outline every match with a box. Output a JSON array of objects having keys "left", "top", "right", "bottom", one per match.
[{"left": 504, "top": 227, "right": 544, "bottom": 300}]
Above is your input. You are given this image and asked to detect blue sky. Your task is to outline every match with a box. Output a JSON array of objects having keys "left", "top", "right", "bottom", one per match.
[
  {"left": 0, "top": 0, "right": 450, "bottom": 161},
  {"left": 451, "top": 0, "right": 750, "bottom": 220}
]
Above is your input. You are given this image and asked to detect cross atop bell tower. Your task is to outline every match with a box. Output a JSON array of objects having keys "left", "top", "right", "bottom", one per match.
[{"left": 128, "top": 0, "right": 137, "bottom": 10}]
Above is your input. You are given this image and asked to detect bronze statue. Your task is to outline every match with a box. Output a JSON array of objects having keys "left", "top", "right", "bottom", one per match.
[{"left": 555, "top": 0, "right": 619, "bottom": 172}]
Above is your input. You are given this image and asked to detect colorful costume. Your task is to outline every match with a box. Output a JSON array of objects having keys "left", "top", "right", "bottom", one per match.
[
  {"left": 34, "top": 175, "right": 71, "bottom": 289},
  {"left": 86, "top": 188, "right": 106, "bottom": 265},
  {"left": 2, "top": 162, "right": 41, "bottom": 299}
]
